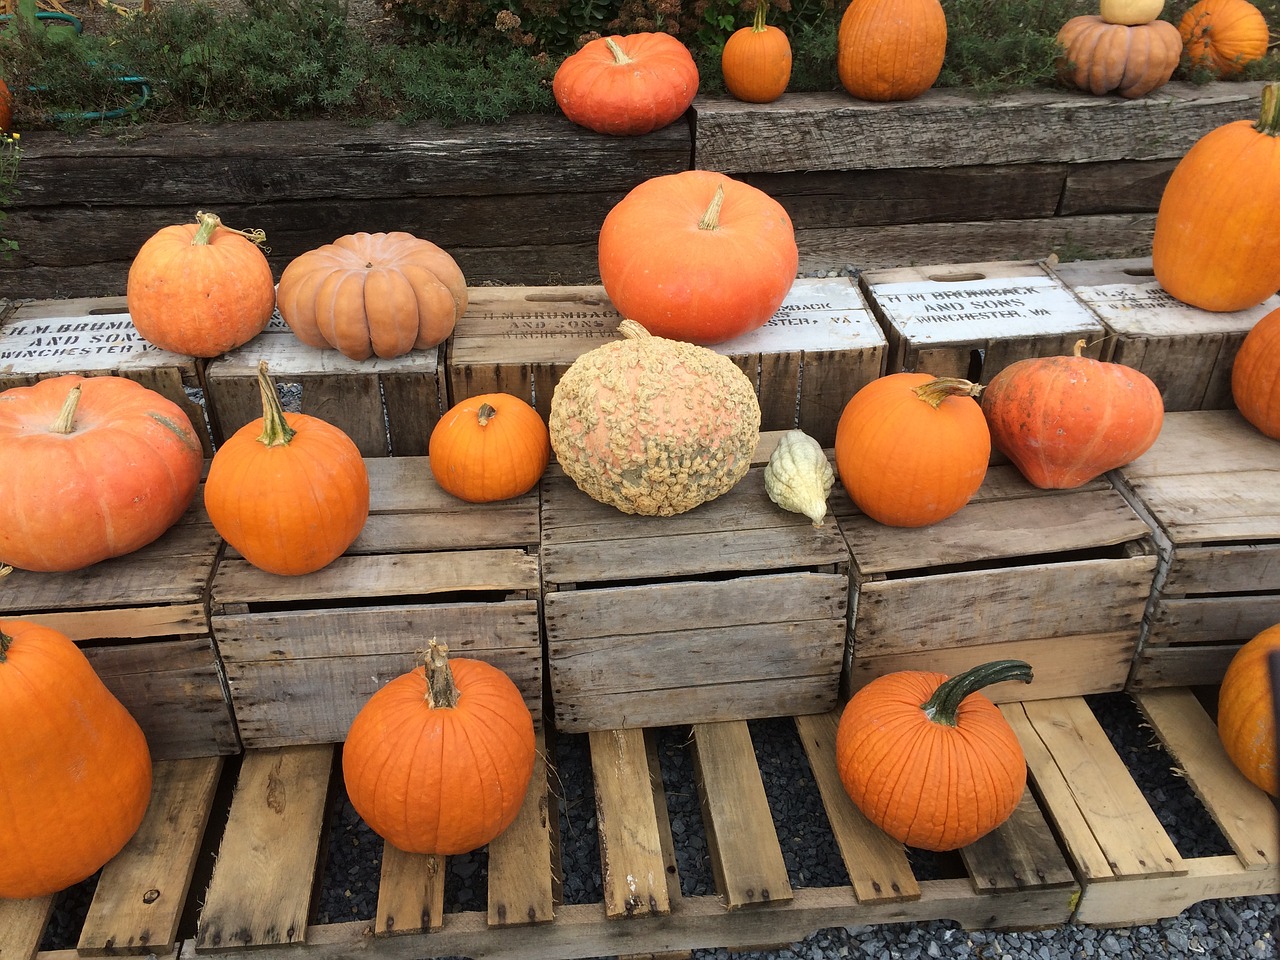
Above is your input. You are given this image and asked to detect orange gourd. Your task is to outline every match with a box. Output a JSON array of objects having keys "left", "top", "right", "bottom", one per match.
[
  {"left": 342, "top": 639, "right": 536, "bottom": 855},
  {"left": 836, "top": 659, "right": 1034, "bottom": 851},
  {"left": 834, "top": 373, "right": 990, "bottom": 528},
  {"left": 204, "top": 362, "right": 370, "bottom": 576},
  {"left": 1179, "top": 0, "right": 1270, "bottom": 77},
  {"left": 0, "top": 567, "right": 154, "bottom": 899},
  {"left": 1217, "top": 624, "right": 1280, "bottom": 797},
  {"left": 1152, "top": 83, "right": 1280, "bottom": 313},
  {"left": 0, "top": 375, "right": 203, "bottom": 572},
  {"left": 721, "top": 0, "right": 792, "bottom": 104},
  {"left": 1055, "top": 16, "right": 1182, "bottom": 99},
  {"left": 429, "top": 393, "right": 550, "bottom": 503},
  {"left": 598, "top": 170, "right": 798, "bottom": 345},
  {"left": 553, "top": 33, "right": 700, "bottom": 136},
  {"left": 1232, "top": 306, "right": 1280, "bottom": 438},
  {"left": 0, "top": 78, "right": 12, "bottom": 131},
  {"left": 837, "top": 0, "right": 947, "bottom": 102},
  {"left": 276, "top": 232, "right": 468, "bottom": 361},
  {"left": 126, "top": 211, "right": 275, "bottom": 358}
]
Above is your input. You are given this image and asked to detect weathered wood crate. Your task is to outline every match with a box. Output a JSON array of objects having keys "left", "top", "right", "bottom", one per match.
[
  {"left": 859, "top": 259, "right": 1109, "bottom": 381},
  {"left": 209, "top": 456, "right": 543, "bottom": 746},
  {"left": 1111, "top": 410, "right": 1280, "bottom": 690},
  {"left": 836, "top": 466, "right": 1157, "bottom": 701},
  {"left": 540, "top": 437, "right": 850, "bottom": 733},
  {"left": 1052, "top": 257, "right": 1280, "bottom": 411},
  {"left": 448, "top": 277, "right": 886, "bottom": 446}
]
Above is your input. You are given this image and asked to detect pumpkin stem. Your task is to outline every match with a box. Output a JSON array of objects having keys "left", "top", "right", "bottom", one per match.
[
  {"left": 1072, "top": 338, "right": 1087, "bottom": 358},
  {"left": 192, "top": 210, "right": 268, "bottom": 248},
  {"left": 424, "top": 638, "right": 460, "bottom": 709},
  {"left": 604, "top": 37, "right": 634, "bottom": 65},
  {"left": 255, "top": 360, "right": 297, "bottom": 448},
  {"left": 477, "top": 402, "right": 497, "bottom": 427},
  {"left": 1257, "top": 83, "right": 1280, "bottom": 138},
  {"left": 913, "top": 376, "right": 983, "bottom": 408},
  {"left": 752, "top": 0, "right": 769, "bottom": 32},
  {"left": 49, "top": 383, "right": 83, "bottom": 435},
  {"left": 617, "top": 318, "right": 654, "bottom": 341},
  {"left": 698, "top": 183, "right": 726, "bottom": 231},
  {"left": 0, "top": 565, "right": 11, "bottom": 662},
  {"left": 921, "top": 660, "right": 1034, "bottom": 727}
]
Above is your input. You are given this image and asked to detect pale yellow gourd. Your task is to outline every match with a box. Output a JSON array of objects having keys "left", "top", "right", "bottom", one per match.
[
  {"left": 764, "top": 429, "right": 834, "bottom": 527},
  {"left": 1100, "top": 0, "right": 1165, "bottom": 25}
]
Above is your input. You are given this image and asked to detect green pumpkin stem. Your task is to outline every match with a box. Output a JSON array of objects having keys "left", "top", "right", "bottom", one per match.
[
  {"left": 477, "top": 402, "right": 497, "bottom": 427},
  {"left": 604, "top": 37, "right": 633, "bottom": 65},
  {"left": 922, "top": 659, "right": 1034, "bottom": 727},
  {"left": 255, "top": 360, "right": 297, "bottom": 448},
  {"left": 1257, "top": 83, "right": 1280, "bottom": 138},
  {"left": 192, "top": 210, "right": 268, "bottom": 248},
  {"left": 0, "top": 565, "right": 12, "bottom": 662},
  {"left": 49, "top": 383, "right": 82, "bottom": 435},
  {"left": 913, "top": 376, "right": 983, "bottom": 408},
  {"left": 424, "top": 638, "right": 459, "bottom": 709},
  {"left": 698, "top": 183, "right": 726, "bottom": 231},
  {"left": 752, "top": 0, "right": 769, "bottom": 32}
]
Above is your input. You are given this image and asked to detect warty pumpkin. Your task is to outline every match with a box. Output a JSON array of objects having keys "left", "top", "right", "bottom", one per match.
[
  {"left": 429, "top": 393, "right": 551, "bottom": 503},
  {"left": 0, "top": 566, "right": 154, "bottom": 899},
  {"left": 276, "top": 232, "right": 468, "bottom": 361},
  {"left": 721, "top": 0, "right": 793, "bottom": 104},
  {"left": 1152, "top": 82, "right": 1280, "bottom": 312},
  {"left": 1217, "top": 623, "right": 1280, "bottom": 797},
  {"left": 126, "top": 211, "right": 275, "bottom": 358},
  {"left": 548, "top": 319, "right": 761, "bottom": 516},
  {"left": 553, "top": 33, "right": 699, "bottom": 136},
  {"left": 837, "top": 0, "right": 947, "bottom": 102},
  {"left": 0, "top": 375, "right": 203, "bottom": 572},
  {"left": 1232, "top": 306, "right": 1280, "bottom": 438},
  {"left": 598, "top": 170, "right": 798, "bottom": 346},
  {"left": 342, "top": 638, "right": 536, "bottom": 855},
  {"left": 836, "top": 659, "right": 1034, "bottom": 851},
  {"left": 1055, "top": 15, "right": 1182, "bottom": 99},
  {"left": 204, "top": 361, "right": 370, "bottom": 576},
  {"left": 1179, "top": 0, "right": 1270, "bottom": 77}
]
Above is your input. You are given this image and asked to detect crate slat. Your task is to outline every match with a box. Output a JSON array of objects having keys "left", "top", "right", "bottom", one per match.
[
  {"left": 0, "top": 896, "right": 55, "bottom": 960},
  {"left": 960, "top": 789, "right": 1078, "bottom": 894},
  {"left": 375, "top": 848, "right": 444, "bottom": 936},
  {"left": 487, "top": 731, "right": 556, "bottom": 928}
]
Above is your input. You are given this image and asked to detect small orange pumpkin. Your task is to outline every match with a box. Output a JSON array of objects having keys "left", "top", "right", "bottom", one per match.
[
  {"left": 1179, "top": 0, "right": 1270, "bottom": 77},
  {"left": 1055, "top": 16, "right": 1182, "bottom": 99},
  {"left": 429, "top": 393, "right": 550, "bottom": 503},
  {"left": 1232, "top": 306, "right": 1280, "bottom": 439},
  {"left": 0, "top": 78, "right": 12, "bottom": 132},
  {"left": 126, "top": 211, "right": 275, "bottom": 358},
  {"left": 721, "top": 0, "right": 793, "bottom": 104},
  {"left": 837, "top": 0, "right": 948, "bottom": 102},
  {"left": 1217, "top": 624, "right": 1280, "bottom": 797}
]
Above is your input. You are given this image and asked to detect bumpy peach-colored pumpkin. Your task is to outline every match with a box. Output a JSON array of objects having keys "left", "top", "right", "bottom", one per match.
[{"left": 1056, "top": 16, "right": 1182, "bottom": 98}]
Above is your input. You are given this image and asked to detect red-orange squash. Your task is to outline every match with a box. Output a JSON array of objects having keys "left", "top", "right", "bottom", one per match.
[
  {"left": 1217, "top": 623, "right": 1280, "bottom": 797},
  {"left": 836, "top": 659, "right": 1033, "bottom": 851},
  {"left": 1152, "top": 83, "right": 1280, "bottom": 313},
  {"left": 553, "top": 33, "right": 699, "bottom": 136},
  {"left": 721, "top": 0, "right": 792, "bottom": 104},
  {"left": 1179, "top": 0, "right": 1270, "bottom": 77},
  {"left": 342, "top": 639, "right": 536, "bottom": 855},
  {"left": 598, "top": 170, "right": 798, "bottom": 345},
  {"left": 1232, "top": 306, "right": 1280, "bottom": 438},
  {"left": 834, "top": 373, "right": 990, "bottom": 527},
  {"left": 1055, "top": 16, "right": 1182, "bottom": 98},
  {"left": 0, "top": 574, "right": 154, "bottom": 899},
  {"left": 0, "top": 375, "right": 203, "bottom": 572},
  {"left": 276, "top": 232, "right": 468, "bottom": 361},
  {"left": 126, "top": 211, "right": 275, "bottom": 357},
  {"left": 837, "top": 0, "right": 947, "bottom": 102},
  {"left": 429, "top": 393, "right": 551, "bottom": 503},
  {"left": 0, "top": 78, "right": 12, "bottom": 132}
]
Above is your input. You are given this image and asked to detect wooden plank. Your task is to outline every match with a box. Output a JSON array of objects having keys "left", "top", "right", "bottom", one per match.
[
  {"left": 691, "top": 721, "right": 793, "bottom": 909},
  {"left": 78, "top": 757, "right": 224, "bottom": 956},
  {"left": 1145, "top": 594, "right": 1280, "bottom": 646},
  {"left": 1057, "top": 160, "right": 1176, "bottom": 215},
  {"left": 374, "top": 847, "right": 445, "bottom": 936},
  {"left": 195, "top": 744, "right": 334, "bottom": 950},
  {"left": 1126, "top": 644, "right": 1240, "bottom": 690},
  {"left": 488, "top": 731, "right": 556, "bottom": 928},
  {"left": 793, "top": 712, "right": 920, "bottom": 904},
  {"left": 1158, "top": 542, "right": 1280, "bottom": 596},
  {"left": 1117, "top": 409, "right": 1278, "bottom": 479},
  {"left": 0, "top": 896, "right": 54, "bottom": 960},
  {"left": 1121, "top": 471, "right": 1280, "bottom": 544},
  {"left": 959, "top": 789, "right": 1077, "bottom": 894}
]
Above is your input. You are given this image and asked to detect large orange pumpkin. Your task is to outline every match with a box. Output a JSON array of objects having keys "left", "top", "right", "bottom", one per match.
[
  {"left": 276, "top": 232, "right": 468, "bottom": 361},
  {"left": 0, "top": 78, "right": 12, "bottom": 132},
  {"left": 204, "top": 362, "right": 370, "bottom": 576},
  {"left": 1179, "top": 0, "right": 1270, "bottom": 77},
  {"left": 834, "top": 373, "right": 990, "bottom": 528},
  {"left": 1055, "top": 16, "right": 1182, "bottom": 99},
  {"left": 1232, "top": 306, "right": 1280, "bottom": 438},
  {"left": 837, "top": 0, "right": 947, "bottom": 102},
  {"left": 1217, "top": 624, "right": 1280, "bottom": 797},
  {"left": 836, "top": 659, "right": 1033, "bottom": 851},
  {"left": 553, "top": 33, "right": 699, "bottom": 136},
  {"left": 429, "top": 393, "right": 550, "bottom": 503},
  {"left": 126, "top": 211, "right": 275, "bottom": 358},
  {"left": 721, "top": 0, "right": 793, "bottom": 104},
  {"left": 1152, "top": 82, "right": 1280, "bottom": 313},
  {"left": 342, "top": 639, "right": 536, "bottom": 855},
  {"left": 598, "top": 170, "right": 798, "bottom": 345},
  {"left": 0, "top": 375, "right": 203, "bottom": 572},
  {"left": 0, "top": 572, "right": 154, "bottom": 899}
]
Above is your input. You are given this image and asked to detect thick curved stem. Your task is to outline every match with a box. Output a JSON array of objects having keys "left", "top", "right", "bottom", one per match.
[
  {"left": 49, "top": 384, "right": 82, "bottom": 435},
  {"left": 913, "top": 376, "right": 983, "bottom": 408},
  {"left": 922, "top": 660, "right": 1034, "bottom": 726},
  {"left": 604, "top": 37, "right": 634, "bottom": 65},
  {"left": 477, "top": 402, "right": 497, "bottom": 427},
  {"left": 752, "top": 0, "right": 769, "bottom": 32},
  {"left": 698, "top": 183, "right": 726, "bottom": 231},
  {"left": 192, "top": 210, "right": 268, "bottom": 247},
  {"left": 1257, "top": 83, "right": 1280, "bottom": 138},
  {"left": 424, "top": 638, "right": 459, "bottom": 709},
  {"left": 255, "top": 360, "right": 297, "bottom": 448}
]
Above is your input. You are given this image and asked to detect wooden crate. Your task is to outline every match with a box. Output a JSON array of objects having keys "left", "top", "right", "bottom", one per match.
[
  {"left": 836, "top": 466, "right": 1157, "bottom": 701},
  {"left": 1111, "top": 410, "right": 1280, "bottom": 690},
  {"left": 860, "top": 259, "right": 1109, "bottom": 380},
  {"left": 1052, "top": 256, "right": 1280, "bottom": 411},
  {"left": 0, "top": 493, "right": 240, "bottom": 762},
  {"left": 540, "top": 437, "right": 851, "bottom": 733},
  {"left": 447, "top": 277, "right": 886, "bottom": 446},
  {"left": 0, "top": 295, "right": 215, "bottom": 455},
  {"left": 209, "top": 456, "right": 543, "bottom": 746}
]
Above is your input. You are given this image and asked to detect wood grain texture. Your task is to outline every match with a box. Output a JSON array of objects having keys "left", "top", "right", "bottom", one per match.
[{"left": 375, "top": 848, "right": 445, "bottom": 936}]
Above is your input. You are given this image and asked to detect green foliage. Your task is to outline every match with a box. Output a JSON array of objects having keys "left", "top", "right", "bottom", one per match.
[{"left": 0, "top": 131, "right": 19, "bottom": 257}]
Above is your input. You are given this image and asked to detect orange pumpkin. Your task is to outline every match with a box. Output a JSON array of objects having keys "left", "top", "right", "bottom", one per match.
[
  {"left": 721, "top": 0, "right": 793, "bottom": 104},
  {"left": 276, "top": 232, "right": 468, "bottom": 361},
  {"left": 126, "top": 211, "right": 275, "bottom": 358},
  {"left": 0, "top": 375, "right": 203, "bottom": 572},
  {"left": 0, "top": 572, "right": 154, "bottom": 899},
  {"left": 1179, "top": 0, "right": 1270, "bottom": 77},
  {"left": 1152, "top": 83, "right": 1280, "bottom": 313},
  {"left": 342, "top": 639, "right": 536, "bottom": 855},
  {"left": 0, "top": 78, "right": 12, "bottom": 132},
  {"left": 834, "top": 373, "right": 990, "bottom": 527},
  {"left": 1055, "top": 16, "right": 1182, "bottom": 99},
  {"left": 1217, "top": 623, "right": 1280, "bottom": 797},
  {"left": 598, "top": 170, "right": 798, "bottom": 345},
  {"left": 836, "top": 659, "right": 1033, "bottom": 851},
  {"left": 553, "top": 33, "right": 700, "bottom": 136},
  {"left": 429, "top": 393, "right": 550, "bottom": 503},
  {"left": 204, "top": 362, "right": 370, "bottom": 576},
  {"left": 1232, "top": 306, "right": 1280, "bottom": 438},
  {"left": 837, "top": 0, "right": 947, "bottom": 102}
]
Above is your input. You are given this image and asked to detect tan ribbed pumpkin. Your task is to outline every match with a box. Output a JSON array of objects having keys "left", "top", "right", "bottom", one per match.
[{"left": 548, "top": 320, "right": 761, "bottom": 516}]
